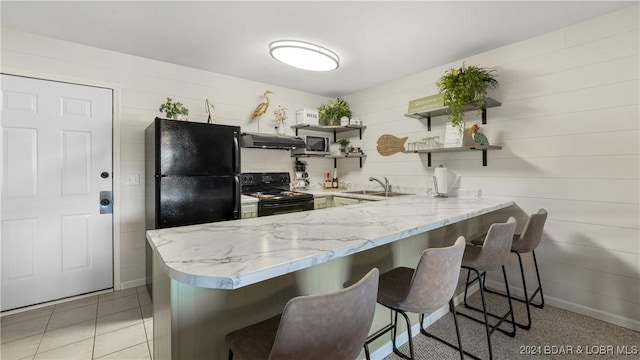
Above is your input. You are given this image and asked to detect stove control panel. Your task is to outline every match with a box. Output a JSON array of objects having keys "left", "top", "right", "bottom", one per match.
[{"left": 241, "top": 172, "right": 290, "bottom": 186}]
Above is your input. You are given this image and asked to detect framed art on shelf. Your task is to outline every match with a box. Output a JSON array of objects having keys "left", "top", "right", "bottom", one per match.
[{"left": 444, "top": 122, "right": 464, "bottom": 148}]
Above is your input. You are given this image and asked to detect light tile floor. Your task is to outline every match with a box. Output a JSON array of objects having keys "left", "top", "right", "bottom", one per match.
[{"left": 1, "top": 286, "right": 153, "bottom": 360}]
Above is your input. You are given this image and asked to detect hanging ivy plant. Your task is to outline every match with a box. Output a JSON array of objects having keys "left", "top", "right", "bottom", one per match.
[
  {"left": 436, "top": 64, "right": 499, "bottom": 132},
  {"left": 159, "top": 97, "right": 189, "bottom": 120}
]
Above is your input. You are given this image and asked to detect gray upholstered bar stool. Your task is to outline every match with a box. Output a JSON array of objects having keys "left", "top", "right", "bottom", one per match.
[
  {"left": 471, "top": 209, "right": 548, "bottom": 330},
  {"left": 460, "top": 216, "right": 517, "bottom": 360},
  {"left": 225, "top": 268, "right": 379, "bottom": 360},
  {"left": 364, "top": 237, "right": 466, "bottom": 360}
]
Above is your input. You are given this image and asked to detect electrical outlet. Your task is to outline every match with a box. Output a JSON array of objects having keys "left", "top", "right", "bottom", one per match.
[{"left": 126, "top": 174, "right": 140, "bottom": 185}]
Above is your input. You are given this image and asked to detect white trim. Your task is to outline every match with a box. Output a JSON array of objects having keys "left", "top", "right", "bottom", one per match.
[
  {"left": 0, "top": 288, "right": 113, "bottom": 317},
  {"left": 121, "top": 278, "right": 147, "bottom": 290},
  {"left": 484, "top": 279, "right": 640, "bottom": 332}
]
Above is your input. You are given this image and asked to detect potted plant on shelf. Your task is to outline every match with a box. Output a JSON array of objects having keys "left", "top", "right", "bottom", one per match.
[
  {"left": 436, "top": 64, "right": 498, "bottom": 132},
  {"left": 319, "top": 97, "right": 352, "bottom": 126},
  {"left": 159, "top": 97, "right": 189, "bottom": 120},
  {"left": 336, "top": 138, "right": 350, "bottom": 154}
]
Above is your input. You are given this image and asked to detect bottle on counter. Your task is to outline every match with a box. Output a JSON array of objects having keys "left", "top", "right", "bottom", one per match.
[
  {"left": 325, "top": 171, "right": 333, "bottom": 189},
  {"left": 332, "top": 169, "right": 338, "bottom": 188}
]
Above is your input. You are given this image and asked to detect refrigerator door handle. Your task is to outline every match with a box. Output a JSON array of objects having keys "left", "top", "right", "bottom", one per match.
[
  {"left": 234, "top": 175, "right": 240, "bottom": 217},
  {"left": 233, "top": 132, "right": 240, "bottom": 171}
]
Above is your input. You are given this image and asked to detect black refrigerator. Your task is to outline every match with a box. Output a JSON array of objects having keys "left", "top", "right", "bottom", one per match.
[{"left": 145, "top": 118, "right": 241, "bottom": 293}]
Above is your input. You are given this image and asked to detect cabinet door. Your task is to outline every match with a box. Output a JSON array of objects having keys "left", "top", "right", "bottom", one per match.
[
  {"left": 314, "top": 197, "right": 327, "bottom": 210},
  {"left": 241, "top": 203, "right": 258, "bottom": 219},
  {"left": 333, "top": 197, "right": 361, "bottom": 207}
]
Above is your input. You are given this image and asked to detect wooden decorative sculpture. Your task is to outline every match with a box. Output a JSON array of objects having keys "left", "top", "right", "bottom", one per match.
[{"left": 376, "top": 135, "right": 408, "bottom": 156}]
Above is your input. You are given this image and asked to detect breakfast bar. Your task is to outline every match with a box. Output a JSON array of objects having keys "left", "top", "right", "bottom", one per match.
[{"left": 146, "top": 194, "right": 515, "bottom": 359}]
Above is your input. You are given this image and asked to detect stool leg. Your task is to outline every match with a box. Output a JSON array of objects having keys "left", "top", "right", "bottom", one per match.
[
  {"left": 477, "top": 268, "right": 494, "bottom": 360},
  {"left": 482, "top": 250, "right": 545, "bottom": 329},
  {"left": 450, "top": 299, "right": 464, "bottom": 360},
  {"left": 501, "top": 265, "right": 517, "bottom": 337},
  {"left": 420, "top": 300, "right": 480, "bottom": 360},
  {"left": 463, "top": 268, "right": 481, "bottom": 309},
  {"left": 400, "top": 310, "right": 415, "bottom": 360},
  {"left": 391, "top": 311, "right": 401, "bottom": 356},
  {"left": 531, "top": 251, "right": 545, "bottom": 308},
  {"left": 389, "top": 310, "right": 414, "bottom": 360},
  {"left": 515, "top": 251, "right": 532, "bottom": 330}
]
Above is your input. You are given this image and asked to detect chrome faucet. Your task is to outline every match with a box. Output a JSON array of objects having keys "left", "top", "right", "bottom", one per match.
[{"left": 369, "top": 176, "right": 390, "bottom": 195}]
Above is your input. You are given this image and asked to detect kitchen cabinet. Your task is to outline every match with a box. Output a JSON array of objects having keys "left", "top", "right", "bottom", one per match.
[
  {"left": 290, "top": 124, "right": 367, "bottom": 168},
  {"left": 404, "top": 98, "right": 502, "bottom": 166},
  {"left": 241, "top": 203, "right": 258, "bottom": 219},
  {"left": 333, "top": 196, "right": 361, "bottom": 207},
  {"left": 314, "top": 197, "right": 328, "bottom": 210}
]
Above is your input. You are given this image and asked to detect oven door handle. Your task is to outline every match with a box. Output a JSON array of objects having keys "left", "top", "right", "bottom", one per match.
[{"left": 261, "top": 200, "right": 313, "bottom": 208}]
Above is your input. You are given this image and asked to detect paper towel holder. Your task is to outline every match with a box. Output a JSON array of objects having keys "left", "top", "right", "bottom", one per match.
[{"left": 433, "top": 175, "right": 449, "bottom": 198}]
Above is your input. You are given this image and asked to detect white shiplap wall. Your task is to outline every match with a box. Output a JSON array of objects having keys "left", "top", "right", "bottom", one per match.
[
  {"left": 0, "top": 28, "right": 329, "bottom": 288},
  {"left": 1, "top": 5, "right": 638, "bottom": 331},
  {"left": 340, "top": 6, "right": 639, "bottom": 330}
]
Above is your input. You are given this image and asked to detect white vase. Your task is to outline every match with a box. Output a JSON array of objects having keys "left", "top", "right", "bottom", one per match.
[{"left": 276, "top": 124, "right": 285, "bottom": 135}]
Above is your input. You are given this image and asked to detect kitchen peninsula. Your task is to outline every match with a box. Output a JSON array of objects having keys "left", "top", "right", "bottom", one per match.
[{"left": 147, "top": 194, "right": 515, "bottom": 359}]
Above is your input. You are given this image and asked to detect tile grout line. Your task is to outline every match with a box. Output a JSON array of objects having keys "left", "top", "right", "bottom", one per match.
[
  {"left": 32, "top": 305, "right": 56, "bottom": 360},
  {"left": 91, "top": 294, "right": 102, "bottom": 360},
  {"left": 137, "top": 287, "right": 153, "bottom": 360}
]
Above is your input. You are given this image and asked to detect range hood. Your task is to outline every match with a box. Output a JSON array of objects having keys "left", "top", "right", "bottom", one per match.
[{"left": 240, "top": 132, "right": 306, "bottom": 150}]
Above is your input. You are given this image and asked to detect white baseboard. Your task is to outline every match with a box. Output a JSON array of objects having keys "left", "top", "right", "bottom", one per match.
[
  {"left": 120, "top": 277, "right": 147, "bottom": 290},
  {"left": 484, "top": 278, "right": 640, "bottom": 332},
  {"left": 1, "top": 288, "right": 113, "bottom": 316},
  {"left": 367, "top": 283, "right": 480, "bottom": 360}
]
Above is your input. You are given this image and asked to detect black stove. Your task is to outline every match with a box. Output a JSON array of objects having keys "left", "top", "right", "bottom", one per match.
[{"left": 241, "top": 172, "right": 314, "bottom": 216}]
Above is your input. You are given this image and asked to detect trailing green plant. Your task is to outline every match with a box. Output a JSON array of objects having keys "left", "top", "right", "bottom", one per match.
[
  {"left": 318, "top": 97, "right": 352, "bottom": 126},
  {"left": 436, "top": 64, "right": 498, "bottom": 131},
  {"left": 336, "top": 138, "right": 350, "bottom": 147},
  {"left": 159, "top": 97, "right": 189, "bottom": 119}
]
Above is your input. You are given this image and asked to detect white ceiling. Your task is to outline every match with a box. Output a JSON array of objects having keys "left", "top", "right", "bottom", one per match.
[{"left": 1, "top": 1, "right": 635, "bottom": 97}]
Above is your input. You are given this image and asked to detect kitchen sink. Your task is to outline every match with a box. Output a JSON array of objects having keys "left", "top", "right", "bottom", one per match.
[
  {"left": 342, "top": 190, "right": 413, "bottom": 197},
  {"left": 342, "top": 190, "right": 381, "bottom": 195}
]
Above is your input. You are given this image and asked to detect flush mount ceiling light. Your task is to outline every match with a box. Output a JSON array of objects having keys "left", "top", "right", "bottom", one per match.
[{"left": 269, "top": 40, "right": 340, "bottom": 71}]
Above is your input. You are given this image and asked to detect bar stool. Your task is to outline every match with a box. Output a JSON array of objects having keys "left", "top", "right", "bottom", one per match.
[
  {"left": 364, "top": 237, "right": 466, "bottom": 360},
  {"left": 225, "top": 268, "right": 379, "bottom": 360},
  {"left": 471, "top": 209, "right": 548, "bottom": 330},
  {"left": 460, "top": 217, "right": 517, "bottom": 360}
]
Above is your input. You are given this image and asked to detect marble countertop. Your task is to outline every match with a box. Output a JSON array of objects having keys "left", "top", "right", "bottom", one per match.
[{"left": 146, "top": 194, "right": 514, "bottom": 289}]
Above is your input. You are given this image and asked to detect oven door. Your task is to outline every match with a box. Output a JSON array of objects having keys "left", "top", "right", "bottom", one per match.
[{"left": 259, "top": 199, "right": 314, "bottom": 217}]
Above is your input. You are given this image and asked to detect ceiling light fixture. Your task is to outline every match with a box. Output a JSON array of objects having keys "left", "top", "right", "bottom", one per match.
[{"left": 269, "top": 40, "right": 340, "bottom": 72}]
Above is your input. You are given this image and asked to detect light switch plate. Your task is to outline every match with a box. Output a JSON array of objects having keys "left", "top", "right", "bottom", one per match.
[{"left": 126, "top": 174, "right": 140, "bottom": 185}]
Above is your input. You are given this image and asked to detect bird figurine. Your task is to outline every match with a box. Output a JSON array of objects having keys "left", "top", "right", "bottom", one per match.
[
  {"left": 469, "top": 124, "right": 489, "bottom": 146},
  {"left": 205, "top": 98, "right": 215, "bottom": 124},
  {"left": 252, "top": 90, "right": 272, "bottom": 119}
]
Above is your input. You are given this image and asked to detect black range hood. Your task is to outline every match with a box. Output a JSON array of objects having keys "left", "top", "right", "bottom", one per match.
[{"left": 240, "top": 132, "right": 305, "bottom": 150}]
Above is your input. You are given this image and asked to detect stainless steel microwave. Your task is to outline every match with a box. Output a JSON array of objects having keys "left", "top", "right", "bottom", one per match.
[{"left": 291, "top": 135, "right": 330, "bottom": 155}]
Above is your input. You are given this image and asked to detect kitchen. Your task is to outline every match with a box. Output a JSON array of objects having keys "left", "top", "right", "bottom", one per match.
[{"left": 1, "top": 2, "right": 638, "bottom": 360}]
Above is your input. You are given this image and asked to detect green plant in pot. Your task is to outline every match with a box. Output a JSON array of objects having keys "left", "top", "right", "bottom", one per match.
[
  {"left": 336, "top": 138, "right": 350, "bottom": 153},
  {"left": 318, "top": 97, "right": 352, "bottom": 126},
  {"left": 159, "top": 97, "right": 189, "bottom": 120},
  {"left": 436, "top": 64, "right": 498, "bottom": 132}
]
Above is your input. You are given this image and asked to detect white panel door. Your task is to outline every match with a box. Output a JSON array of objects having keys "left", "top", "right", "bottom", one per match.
[{"left": 1, "top": 74, "right": 113, "bottom": 311}]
